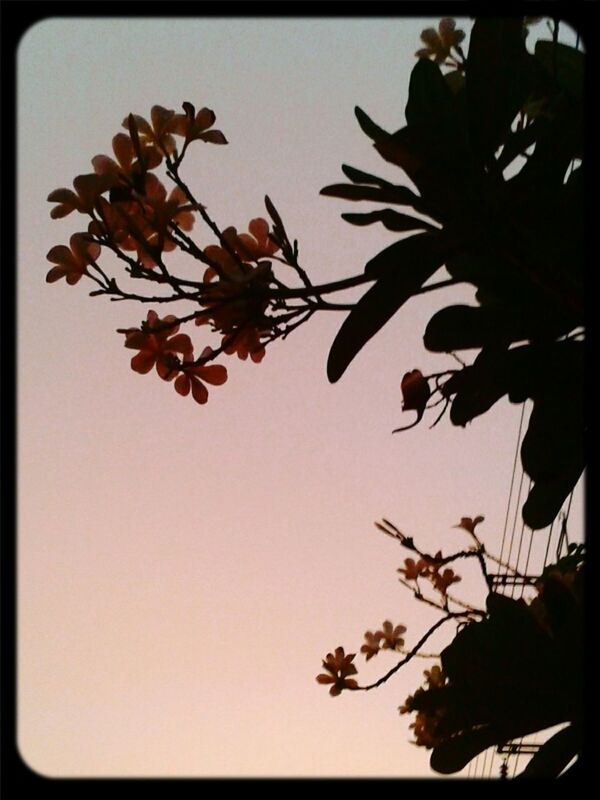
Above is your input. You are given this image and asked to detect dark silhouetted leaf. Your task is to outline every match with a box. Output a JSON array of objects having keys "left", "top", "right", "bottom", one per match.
[
  {"left": 341, "top": 209, "right": 435, "bottom": 233},
  {"left": 327, "top": 237, "right": 445, "bottom": 382},
  {"left": 444, "top": 69, "right": 465, "bottom": 95},
  {"left": 374, "top": 126, "right": 466, "bottom": 220},
  {"left": 320, "top": 183, "right": 420, "bottom": 207},
  {"left": 466, "top": 19, "right": 533, "bottom": 165},
  {"left": 341, "top": 164, "right": 393, "bottom": 187},
  {"left": 354, "top": 106, "right": 389, "bottom": 142},
  {"left": 516, "top": 725, "right": 580, "bottom": 778},
  {"left": 522, "top": 460, "right": 584, "bottom": 530},
  {"left": 521, "top": 393, "right": 584, "bottom": 485},
  {"left": 127, "top": 113, "right": 143, "bottom": 163},
  {"left": 264, "top": 195, "right": 284, "bottom": 231},
  {"left": 405, "top": 58, "right": 456, "bottom": 129},
  {"left": 424, "top": 305, "right": 517, "bottom": 352},
  {"left": 431, "top": 726, "right": 503, "bottom": 774},
  {"left": 364, "top": 232, "right": 443, "bottom": 278},
  {"left": 423, "top": 304, "right": 571, "bottom": 352},
  {"left": 535, "top": 41, "right": 584, "bottom": 102},
  {"left": 496, "top": 120, "right": 541, "bottom": 172},
  {"left": 448, "top": 348, "right": 511, "bottom": 427}
]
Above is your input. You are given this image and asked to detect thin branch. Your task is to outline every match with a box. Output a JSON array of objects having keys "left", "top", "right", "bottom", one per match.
[
  {"left": 357, "top": 613, "right": 465, "bottom": 692},
  {"left": 165, "top": 158, "right": 245, "bottom": 278}
]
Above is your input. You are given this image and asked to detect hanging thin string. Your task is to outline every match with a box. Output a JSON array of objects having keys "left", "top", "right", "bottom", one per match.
[
  {"left": 556, "top": 491, "right": 574, "bottom": 560},
  {"left": 479, "top": 403, "right": 529, "bottom": 777},
  {"left": 481, "top": 747, "right": 492, "bottom": 779},
  {"left": 498, "top": 403, "right": 527, "bottom": 567},
  {"left": 504, "top": 455, "right": 527, "bottom": 588},
  {"left": 541, "top": 517, "right": 556, "bottom": 572},
  {"left": 521, "top": 524, "right": 535, "bottom": 586},
  {"left": 510, "top": 477, "right": 532, "bottom": 599}
]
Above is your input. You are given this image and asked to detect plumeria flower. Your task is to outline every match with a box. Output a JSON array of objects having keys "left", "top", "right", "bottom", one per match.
[
  {"left": 97, "top": 174, "right": 195, "bottom": 268},
  {"left": 398, "top": 557, "right": 430, "bottom": 581},
  {"left": 174, "top": 347, "right": 228, "bottom": 405},
  {"left": 415, "top": 18, "right": 465, "bottom": 64},
  {"left": 360, "top": 631, "right": 381, "bottom": 661},
  {"left": 124, "top": 106, "right": 179, "bottom": 155},
  {"left": 399, "top": 694, "right": 415, "bottom": 715},
  {"left": 453, "top": 516, "right": 485, "bottom": 535},
  {"left": 234, "top": 218, "right": 280, "bottom": 262},
  {"left": 91, "top": 132, "right": 162, "bottom": 185},
  {"left": 376, "top": 621, "right": 407, "bottom": 651},
  {"left": 409, "top": 711, "right": 441, "bottom": 749},
  {"left": 88, "top": 197, "right": 139, "bottom": 250},
  {"left": 316, "top": 647, "right": 359, "bottom": 696},
  {"left": 47, "top": 172, "right": 117, "bottom": 218},
  {"left": 171, "top": 102, "right": 228, "bottom": 145},
  {"left": 123, "top": 310, "right": 193, "bottom": 380},
  {"left": 431, "top": 567, "right": 461, "bottom": 596},
  {"left": 46, "top": 233, "right": 101, "bottom": 285},
  {"left": 222, "top": 326, "right": 267, "bottom": 363},
  {"left": 423, "top": 665, "right": 446, "bottom": 689},
  {"left": 203, "top": 233, "right": 252, "bottom": 283},
  {"left": 137, "top": 175, "right": 196, "bottom": 252}
]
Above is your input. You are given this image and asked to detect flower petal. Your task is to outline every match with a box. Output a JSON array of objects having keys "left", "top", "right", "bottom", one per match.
[
  {"left": 194, "top": 108, "right": 216, "bottom": 130},
  {"left": 190, "top": 377, "right": 209, "bottom": 405},
  {"left": 174, "top": 373, "right": 190, "bottom": 396},
  {"left": 45, "top": 266, "right": 66, "bottom": 283},
  {"left": 131, "top": 351, "right": 155, "bottom": 374},
  {"left": 166, "top": 333, "right": 193, "bottom": 355},
  {"left": 316, "top": 674, "right": 335, "bottom": 685},
  {"left": 46, "top": 245, "right": 75, "bottom": 267},
  {"left": 198, "top": 129, "right": 228, "bottom": 145},
  {"left": 198, "top": 364, "right": 228, "bottom": 386}
]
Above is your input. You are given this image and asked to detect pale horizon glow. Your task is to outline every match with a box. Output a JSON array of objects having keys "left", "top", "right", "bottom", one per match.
[{"left": 18, "top": 16, "right": 583, "bottom": 778}]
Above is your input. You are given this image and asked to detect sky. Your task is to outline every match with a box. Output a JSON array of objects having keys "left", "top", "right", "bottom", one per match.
[{"left": 17, "top": 15, "right": 583, "bottom": 778}]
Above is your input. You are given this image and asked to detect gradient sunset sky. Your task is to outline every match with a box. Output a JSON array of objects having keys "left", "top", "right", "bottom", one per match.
[{"left": 17, "top": 14, "right": 583, "bottom": 778}]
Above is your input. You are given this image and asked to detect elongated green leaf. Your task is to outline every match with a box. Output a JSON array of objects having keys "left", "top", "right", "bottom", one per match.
[
  {"left": 341, "top": 209, "right": 435, "bottom": 233},
  {"left": 340, "top": 163, "right": 393, "bottom": 187},
  {"left": 320, "top": 183, "right": 421, "bottom": 207},
  {"left": 354, "top": 106, "right": 388, "bottom": 142},
  {"left": 327, "top": 236, "right": 445, "bottom": 382}
]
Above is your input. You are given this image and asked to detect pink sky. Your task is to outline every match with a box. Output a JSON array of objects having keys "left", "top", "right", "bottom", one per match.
[{"left": 17, "top": 16, "right": 583, "bottom": 778}]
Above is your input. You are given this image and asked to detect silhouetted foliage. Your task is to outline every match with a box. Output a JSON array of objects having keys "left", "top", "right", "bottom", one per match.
[
  {"left": 45, "top": 16, "right": 585, "bottom": 778},
  {"left": 322, "top": 18, "right": 584, "bottom": 530}
]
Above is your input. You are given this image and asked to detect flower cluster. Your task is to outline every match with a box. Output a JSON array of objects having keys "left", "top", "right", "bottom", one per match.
[
  {"left": 415, "top": 18, "right": 465, "bottom": 66},
  {"left": 360, "top": 621, "right": 407, "bottom": 660},
  {"left": 399, "top": 665, "right": 450, "bottom": 748},
  {"left": 123, "top": 311, "right": 228, "bottom": 405},
  {"left": 45, "top": 101, "right": 299, "bottom": 407},
  {"left": 198, "top": 220, "right": 280, "bottom": 363},
  {"left": 398, "top": 551, "right": 461, "bottom": 597}
]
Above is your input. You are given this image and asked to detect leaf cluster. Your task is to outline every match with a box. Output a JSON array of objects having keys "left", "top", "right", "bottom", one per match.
[{"left": 322, "top": 19, "right": 585, "bottom": 529}]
